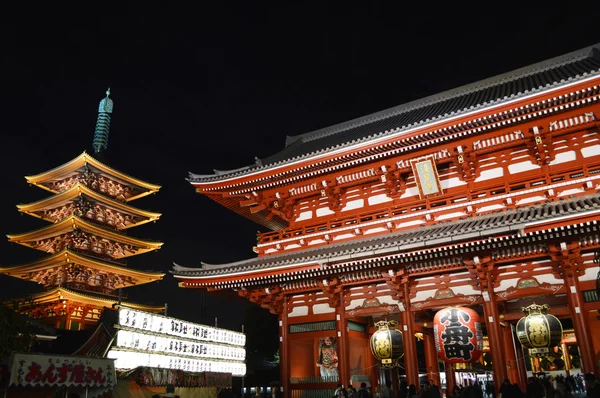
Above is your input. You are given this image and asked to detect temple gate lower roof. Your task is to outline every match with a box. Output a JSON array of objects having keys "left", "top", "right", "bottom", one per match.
[{"left": 172, "top": 192, "right": 600, "bottom": 281}]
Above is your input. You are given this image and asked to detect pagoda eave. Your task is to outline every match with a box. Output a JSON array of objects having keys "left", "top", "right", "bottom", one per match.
[
  {"left": 16, "top": 183, "right": 162, "bottom": 229},
  {"left": 6, "top": 215, "right": 163, "bottom": 258},
  {"left": 0, "top": 249, "right": 165, "bottom": 285},
  {"left": 26, "top": 287, "right": 165, "bottom": 313},
  {"left": 25, "top": 152, "right": 161, "bottom": 201}
]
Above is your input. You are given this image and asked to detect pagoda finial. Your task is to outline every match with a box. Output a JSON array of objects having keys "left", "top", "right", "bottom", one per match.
[{"left": 92, "top": 88, "right": 114, "bottom": 153}]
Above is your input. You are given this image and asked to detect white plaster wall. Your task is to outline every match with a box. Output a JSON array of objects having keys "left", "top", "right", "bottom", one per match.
[
  {"left": 559, "top": 188, "right": 585, "bottom": 197},
  {"left": 508, "top": 160, "right": 540, "bottom": 174},
  {"left": 581, "top": 144, "right": 600, "bottom": 158},
  {"left": 436, "top": 211, "right": 466, "bottom": 221},
  {"left": 413, "top": 289, "right": 438, "bottom": 302},
  {"left": 316, "top": 207, "right": 335, "bottom": 217},
  {"left": 579, "top": 267, "right": 599, "bottom": 282},
  {"left": 477, "top": 204, "right": 505, "bottom": 213},
  {"left": 549, "top": 150, "right": 577, "bottom": 165},
  {"left": 400, "top": 187, "right": 419, "bottom": 198},
  {"left": 441, "top": 177, "right": 467, "bottom": 189},
  {"left": 516, "top": 195, "right": 546, "bottom": 205},
  {"left": 495, "top": 278, "right": 521, "bottom": 292},
  {"left": 398, "top": 219, "right": 425, "bottom": 228},
  {"left": 474, "top": 167, "right": 504, "bottom": 182},
  {"left": 347, "top": 299, "right": 365, "bottom": 309},
  {"left": 535, "top": 273, "right": 562, "bottom": 284},
  {"left": 368, "top": 194, "right": 393, "bottom": 206},
  {"left": 342, "top": 199, "right": 365, "bottom": 212},
  {"left": 313, "top": 303, "right": 335, "bottom": 314},
  {"left": 308, "top": 239, "right": 326, "bottom": 246},
  {"left": 364, "top": 227, "right": 388, "bottom": 235},
  {"left": 376, "top": 295, "right": 398, "bottom": 305},
  {"left": 296, "top": 210, "right": 313, "bottom": 222},
  {"left": 288, "top": 306, "right": 309, "bottom": 318},
  {"left": 333, "top": 233, "right": 355, "bottom": 241},
  {"left": 451, "top": 285, "right": 479, "bottom": 296}
]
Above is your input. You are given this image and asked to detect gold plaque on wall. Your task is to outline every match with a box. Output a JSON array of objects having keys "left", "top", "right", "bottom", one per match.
[{"left": 410, "top": 155, "right": 443, "bottom": 199}]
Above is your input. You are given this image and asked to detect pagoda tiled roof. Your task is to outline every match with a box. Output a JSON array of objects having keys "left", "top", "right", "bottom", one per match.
[
  {"left": 172, "top": 193, "right": 600, "bottom": 277},
  {"left": 26, "top": 151, "right": 161, "bottom": 201},
  {"left": 6, "top": 215, "right": 163, "bottom": 256},
  {"left": 16, "top": 183, "right": 162, "bottom": 228},
  {"left": 0, "top": 248, "right": 165, "bottom": 285},
  {"left": 189, "top": 42, "right": 600, "bottom": 183},
  {"left": 28, "top": 286, "right": 166, "bottom": 312}
]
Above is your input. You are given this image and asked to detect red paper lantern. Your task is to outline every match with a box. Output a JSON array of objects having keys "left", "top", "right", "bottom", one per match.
[{"left": 433, "top": 306, "right": 483, "bottom": 363}]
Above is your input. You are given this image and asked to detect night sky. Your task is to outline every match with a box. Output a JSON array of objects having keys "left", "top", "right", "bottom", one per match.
[{"left": 2, "top": 3, "right": 600, "bottom": 335}]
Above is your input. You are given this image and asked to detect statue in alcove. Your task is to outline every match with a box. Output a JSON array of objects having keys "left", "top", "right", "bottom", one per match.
[{"left": 316, "top": 336, "right": 339, "bottom": 379}]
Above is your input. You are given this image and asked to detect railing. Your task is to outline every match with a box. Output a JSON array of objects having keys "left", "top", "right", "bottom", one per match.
[
  {"left": 290, "top": 389, "right": 336, "bottom": 398},
  {"left": 289, "top": 377, "right": 338, "bottom": 398},
  {"left": 257, "top": 159, "right": 600, "bottom": 246},
  {"left": 289, "top": 376, "right": 338, "bottom": 384},
  {"left": 582, "top": 289, "right": 599, "bottom": 303},
  {"left": 289, "top": 321, "right": 336, "bottom": 334}
]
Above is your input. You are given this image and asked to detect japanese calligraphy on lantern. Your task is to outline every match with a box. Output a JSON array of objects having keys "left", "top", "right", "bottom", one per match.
[
  {"left": 433, "top": 307, "right": 483, "bottom": 364},
  {"left": 9, "top": 353, "right": 116, "bottom": 388},
  {"left": 410, "top": 155, "right": 442, "bottom": 199},
  {"left": 515, "top": 303, "right": 563, "bottom": 356}
]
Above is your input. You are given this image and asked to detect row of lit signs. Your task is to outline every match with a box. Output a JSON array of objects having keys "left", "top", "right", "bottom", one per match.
[
  {"left": 116, "top": 330, "right": 246, "bottom": 360},
  {"left": 118, "top": 308, "right": 245, "bottom": 346},
  {"left": 106, "top": 350, "right": 246, "bottom": 376}
]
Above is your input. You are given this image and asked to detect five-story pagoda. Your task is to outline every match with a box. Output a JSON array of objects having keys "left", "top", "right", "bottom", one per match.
[{"left": 1, "top": 90, "right": 165, "bottom": 331}]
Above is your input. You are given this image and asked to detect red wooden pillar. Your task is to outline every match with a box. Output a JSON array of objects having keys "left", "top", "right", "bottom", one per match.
[
  {"left": 367, "top": 325, "right": 379, "bottom": 392},
  {"left": 280, "top": 297, "right": 290, "bottom": 397},
  {"left": 444, "top": 362, "right": 455, "bottom": 396},
  {"left": 479, "top": 266, "right": 507, "bottom": 394},
  {"left": 337, "top": 291, "right": 351, "bottom": 387},
  {"left": 501, "top": 323, "right": 520, "bottom": 385},
  {"left": 516, "top": 334, "right": 529, "bottom": 390},
  {"left": 423, "top": 331, "right": 441, "bottom": 388},
  {"left": 401, "top": 309, "right": 419, "bottom": 389},
  {"left": 563, "top": 270, "right": 598, "bottom": 375},
  {"left": 392, "top": 367, "right": 399, "bottom": 398}
]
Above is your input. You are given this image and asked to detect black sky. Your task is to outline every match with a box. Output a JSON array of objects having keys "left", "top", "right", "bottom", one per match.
[{"left": 2, "top": 3, "right": 600, "bottom": 332}]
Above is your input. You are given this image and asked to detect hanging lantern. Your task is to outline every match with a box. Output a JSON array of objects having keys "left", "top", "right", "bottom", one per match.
[
  {"left": 369, "top": 320, "right": 403, "bottom": 368},
  {"left": 516, "top": 303, "right": 563, "bottom": 357},
  {"left": 433, "top": 306, "right": 483, "bottom": 364}
]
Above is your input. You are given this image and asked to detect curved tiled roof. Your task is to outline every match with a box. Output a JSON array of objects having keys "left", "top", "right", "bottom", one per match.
[
  {"left": 172, "top": 193, "right": 600, "bottom": 277},
  {"left": 189, "top": 43, "right": 600, "bottom": 182}
]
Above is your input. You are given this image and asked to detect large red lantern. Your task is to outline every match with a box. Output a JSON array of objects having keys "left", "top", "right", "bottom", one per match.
[{"left": 433, "top": 306, "right": 483, "bottom": 364}]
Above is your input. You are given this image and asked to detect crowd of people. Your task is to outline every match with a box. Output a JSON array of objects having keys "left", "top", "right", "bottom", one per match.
[{"left": 325, "top": 372, "right": 600, "bottom": 398}]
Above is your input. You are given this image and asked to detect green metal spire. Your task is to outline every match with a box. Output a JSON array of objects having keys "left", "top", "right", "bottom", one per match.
[{"left": 92, "top": 88, "right": 113, "bottom": 153}]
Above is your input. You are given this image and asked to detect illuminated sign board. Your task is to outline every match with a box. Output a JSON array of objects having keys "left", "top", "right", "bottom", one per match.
[
  {"left": 117, "top": 308, "right": 245, "bottom": 346},
  {"left": 115, "top": 330, "right": 245, "bottom": 360},
  {"left": 106, "top": 351, "right": 246, "bottom": 376},
  {"left": 109, "top": 307, "right": 246, "bottom": 376}
]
